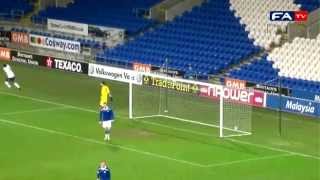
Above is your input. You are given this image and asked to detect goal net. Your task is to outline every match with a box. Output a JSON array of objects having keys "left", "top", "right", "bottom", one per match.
[{"left": 129, "top": 74, "right": 252, "bottom": 138}]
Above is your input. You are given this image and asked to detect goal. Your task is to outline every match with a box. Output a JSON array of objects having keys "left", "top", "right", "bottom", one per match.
[{"left": 129, "top": 74, "right": 252, "bottom": 138}]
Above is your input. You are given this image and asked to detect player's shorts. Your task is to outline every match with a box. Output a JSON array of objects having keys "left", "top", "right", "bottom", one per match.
[
  {"left": 102, "top": 121, "right": 112, "bottom": 129},
  {"left": 5, "top": 77, "right": 15, "bottom": 82}
]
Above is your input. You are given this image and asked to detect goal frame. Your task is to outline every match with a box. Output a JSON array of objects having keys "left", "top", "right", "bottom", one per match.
[{"left": 128, "top": 73, "right": 252, "bottom": 138}]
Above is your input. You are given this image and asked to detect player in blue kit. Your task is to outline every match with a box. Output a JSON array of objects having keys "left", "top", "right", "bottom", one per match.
[
  {"left": 97, "top": 161, "right": 111, "bottom": 180},
  {"left": 100, "top": 103, "right": 114, "bottom": 141}
]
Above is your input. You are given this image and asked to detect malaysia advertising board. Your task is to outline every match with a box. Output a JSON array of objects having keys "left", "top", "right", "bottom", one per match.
[
  {"left": 88, "top": 63, "right": 142, "bottom": 85},
  {"left": 43, "top": 57, "right": 88, "bottom": 74},
  {"left": 199, "top": 85, "right": 266, "bottom": 107},
  {"left": 29, "top": 34, "right": 81, "bottom": 54},
  {"left": 267, "top": 94, "right": 320, "bottom": 117}
]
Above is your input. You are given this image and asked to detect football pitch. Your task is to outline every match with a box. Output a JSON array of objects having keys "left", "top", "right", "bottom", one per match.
[{"left": 0, "top": 63, "right": 319, "bottom": 180}]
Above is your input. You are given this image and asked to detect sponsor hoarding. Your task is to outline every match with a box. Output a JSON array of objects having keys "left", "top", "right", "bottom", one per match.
[
  {"left": 29, "top": 34, "right": 81, "bottom": 53},
  {"left": 10, "top": 50, "right": 42, "bottom": 66},
  {"left": 133, "top": 62, "right": 151, "bottom": 73},
  {"left": 11, "top": 32, "right": 29, "bottom": 44},
  {"left": 88, "top": 63, "right": 142, "bottom": 85},
  {"left": 266, "top": 94, "right": 320, "bottom": 117},
  {"left": 224, "top": 78, "right": 246, "bottom": 89},
  {"left": 246, "top": 82, "right": 290, "bottom": 96},
  {"left": 141, "top": 74, "right": 266, "bottom": 107},
  {"left": 10, "top": 50, "right": 88, "bottom": 74},
  {"left": 0, "top": 47, "right": 11, "bottom": 60},
  {"left": 0, "top": 30, "right": 10, "bottom": 42},
  {"left": 142, "top": 75, "right": 201, "bottom": 94},
  {"left": 43, "top": 56, "right": 88, "bottom": 74},
  {"left": 199, "top": 85, "right": 266, "bottom": 107},
  {"left": 48, "top": 19, "right": 88, "bottom": 36}
]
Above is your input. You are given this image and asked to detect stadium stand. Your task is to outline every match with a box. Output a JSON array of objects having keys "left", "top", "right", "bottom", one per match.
[
  {"left": 0, "top": 0, "right": 33, "bottom": 20},
  {"left": 99, "top": 0, "right": 261, "bottom": 76},
  {"left": 33, "top": 0, "right": 162, "bottom": 34},
  {"left": 227, "top": 0, "right": 320, "bottom": 92},
  {"left": 229, "top": 35, "right": 320, "bottom": 93},
  {"left": 294, "top": 0, "right": 320, "bottom": 11},
  {"left": 229, "top": 0, "right": 300, "bottom": 50}
]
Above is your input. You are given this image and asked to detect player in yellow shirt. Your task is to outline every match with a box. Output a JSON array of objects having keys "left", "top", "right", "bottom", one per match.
[{"left": 100, "top": 81, "right": 112, "bottom": 107}]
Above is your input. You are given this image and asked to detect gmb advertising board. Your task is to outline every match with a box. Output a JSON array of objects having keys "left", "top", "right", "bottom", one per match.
[
  {"left": 266, "top": 94, "right": 320, "bottom": 117},
  {"left": 29, "top": 34, "right": 81, "bottom": 53},
  {"left": 11, "top": 32, "right": 29, "bottom": 45}
]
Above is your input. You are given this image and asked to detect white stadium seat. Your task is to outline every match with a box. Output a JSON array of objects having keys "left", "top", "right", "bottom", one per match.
[
  {"left": 229, "top": 0, "right": 300, "bottom": 49},
  {"left": 266, "top": 36, "right": 320, "bottom": 81}
]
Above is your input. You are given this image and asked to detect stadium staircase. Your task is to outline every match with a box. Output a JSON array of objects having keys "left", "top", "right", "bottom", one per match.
[{"left": 20, "top": 0, "right": 41, "bottom": 26}]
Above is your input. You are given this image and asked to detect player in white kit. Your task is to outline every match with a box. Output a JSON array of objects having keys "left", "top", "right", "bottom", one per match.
[{"left": 3, "top": 64, "right": 20, "bottom": 89}]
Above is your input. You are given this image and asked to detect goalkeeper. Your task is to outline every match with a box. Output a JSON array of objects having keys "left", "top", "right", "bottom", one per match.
[
  {"left": 100, "top": 81, "right": 112, "bottom": 108},
  {"left": 99, "top": 81, "right": 114, "bottom": 141}
]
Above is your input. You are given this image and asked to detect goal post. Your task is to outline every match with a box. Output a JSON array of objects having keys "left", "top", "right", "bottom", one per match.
[{"left": 129, "top": 74, "right": 252, "bottom": 138}]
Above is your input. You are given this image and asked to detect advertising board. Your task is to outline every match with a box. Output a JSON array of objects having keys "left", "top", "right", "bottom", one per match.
[
  {"left": 48, "top": 19, "right": 88, "bottom": 36},
  {"left": 88, "top": 63, "right": 142, "bottom": 85},
  {"left": 0, "top": 47, "right": 11, "bottom": 61},
  {"left": 29, "top": 34, "right": 81, "bottom": 53},
  {"left": 11, "top": 32, "right": 29, "bottom": 44},
  {"left": 266, "top": 94, "right": 320, "bottom": 117}
]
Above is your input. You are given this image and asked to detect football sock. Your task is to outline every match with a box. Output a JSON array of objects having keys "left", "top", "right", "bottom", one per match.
[
  {"left": 5, "top": 81, "right": 11, "bottom": 88},
  {"left": 14, "top": 82, "right": 20, "bottom": 89}
]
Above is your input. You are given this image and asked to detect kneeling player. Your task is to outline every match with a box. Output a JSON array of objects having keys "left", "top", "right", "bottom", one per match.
[
  {"left": 100, "top": 104, "right": 114, "bottom": 141},
  {"left": 3, "top": 64, "right": 20, "bottom": 89},
  {"left": 97, "top": 160, "right": 111, "bottom": 180}
]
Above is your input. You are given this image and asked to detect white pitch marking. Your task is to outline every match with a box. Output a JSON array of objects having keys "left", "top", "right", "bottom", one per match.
[
  {"left": 226, "top": 138, "right": 320, "bottom": 160},
  {"left": 1, "top": 106, "right": 68, "bottom": 115},
  {"left": 0, "top": 91, "right": 319, "bottom": 161},
  {"left": 205, "top": 153, "right": 294, "bottom": 168},
  {"left": 0, "top": 117, "right": 207, "bottom": 168}
]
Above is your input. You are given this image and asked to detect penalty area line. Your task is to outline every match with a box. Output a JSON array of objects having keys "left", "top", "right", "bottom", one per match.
[
  {"left": 1, "top": 106, "right": 69, "bottom": 115},
  {"left": 205, "top": 153, "right": 294, "bottom": 168},
  {"left": 0, "top": 117, "right": 207, "bottom": 168}
]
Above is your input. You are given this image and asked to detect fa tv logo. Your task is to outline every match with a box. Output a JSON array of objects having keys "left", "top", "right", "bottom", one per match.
[{"left": 269, "top": 11, "right": 308, "bottom": 22}]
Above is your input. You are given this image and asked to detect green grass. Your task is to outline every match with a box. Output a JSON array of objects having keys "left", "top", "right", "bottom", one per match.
[{"left": 0, "top": 62, "right": 319, "bottom": 180}]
